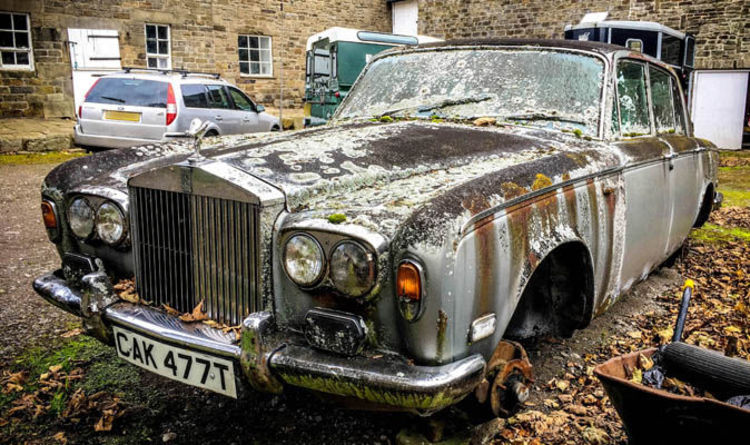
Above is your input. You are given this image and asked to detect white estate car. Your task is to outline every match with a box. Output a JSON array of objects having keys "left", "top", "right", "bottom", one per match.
[{"left": 75, "top": 68, "right": 280, "bottom": 149}]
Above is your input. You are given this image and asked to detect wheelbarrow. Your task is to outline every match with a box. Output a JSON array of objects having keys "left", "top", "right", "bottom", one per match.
[{"left": 594, "top": 280, "right": 750, "bottom": 444}]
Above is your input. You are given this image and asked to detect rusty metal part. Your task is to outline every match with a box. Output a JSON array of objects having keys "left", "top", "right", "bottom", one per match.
[
  {"left": 475, "top": 340, "right": 534, "bottom": 417},
  {"left": 240, "top": 311, "right": 284, "bottom": 394}
]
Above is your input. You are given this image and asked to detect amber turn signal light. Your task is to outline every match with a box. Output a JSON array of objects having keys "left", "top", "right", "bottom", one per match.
[
  {"left": 41, "top": 201, "right": 57, "bottom": 228},
  {"left": 397, "top": 261, "right": 421, "bottom": 301}
]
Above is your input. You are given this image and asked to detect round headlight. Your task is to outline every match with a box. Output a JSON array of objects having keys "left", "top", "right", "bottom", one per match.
[
  {"left": 284, "top": 234, "right": 325, "bottom": 287},
  {"left": 96, "top": 202, "right": 126, "bottom": 245},
  {"left": 67, "top": 197, "right": 94, "bottom": 239},
  {"left": 330, "top": 241, "right": 376, "bottom": 297}
]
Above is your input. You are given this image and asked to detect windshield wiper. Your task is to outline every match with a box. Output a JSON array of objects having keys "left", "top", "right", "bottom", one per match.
[
  {"left": 503, "top": 113, "right": 586, "bottom": 126},
  {"left": 376, "top": 95, "right": 492, "bottom": 118},
  {"left": 100, "top": 96, "right": 126, "bottom": 103}
]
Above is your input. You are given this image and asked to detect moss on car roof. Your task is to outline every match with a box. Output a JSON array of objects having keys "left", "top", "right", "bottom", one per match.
[{"left": 416, "top": 38, "right": 626, "bottom": 54}]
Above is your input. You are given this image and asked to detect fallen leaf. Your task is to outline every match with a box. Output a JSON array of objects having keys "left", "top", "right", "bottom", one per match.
[
  {"left": 582, "top": 426, "right": 610, "bottom": 444},
  {"left": 94, "top": 411, "right": 114, "bottom": 432},
  {"left": 162, "top": 304, "right": 181, "bottom": 317},
  {"left": 630, "top": 368, "right": 643, "bottom": 384},
  {"left": 626, "top": 330, "right": 642, "bottom": 339},
  {"left": 566, "top": 404, "right": 587, "bottom": 416},
  {"left": 554, "top": 379, "right": 569, "bottom": 392},
  {"left": 179, "top": 300, "right": 208, "bottom": 323},
  {"left": 637, "top": 353, "right": 654, "bottom": 371},
  {"left": 473, "top": 117, "right": 496, "bottom": 127},
  {"left": 656, "top": 326, "right": 674, "bottom": 343},
  {"left": 61, "top": 328, "right": 84, "bottom": 338},
  {"left": 52, "top": 432, "right": 67, "bottom": 444}
]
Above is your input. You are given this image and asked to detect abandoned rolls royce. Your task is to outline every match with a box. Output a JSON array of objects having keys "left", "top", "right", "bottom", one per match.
[{"left": 34, "top": 39, "right": 720, "bottom": 416}]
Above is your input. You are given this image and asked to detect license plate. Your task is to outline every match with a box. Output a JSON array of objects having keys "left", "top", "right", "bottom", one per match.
[
  {"left": 112, "top": 326, "right": 237, "bottom": 398},
  {"left": 104, "top": 110, "right": 141, "bottom": 122}
]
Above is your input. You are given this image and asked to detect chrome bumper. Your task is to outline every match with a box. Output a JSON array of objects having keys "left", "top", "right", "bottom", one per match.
[{"left": 33, "top": 271, "right": 485, "bottom": 413}]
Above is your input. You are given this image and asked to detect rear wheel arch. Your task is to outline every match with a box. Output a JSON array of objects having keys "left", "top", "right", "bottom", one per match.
[
  {"left": 505, "top": 240, "right": 595, "bottom": 339},
  {"left": 693, "top": 182, "right": 715, "bottom": 228}
]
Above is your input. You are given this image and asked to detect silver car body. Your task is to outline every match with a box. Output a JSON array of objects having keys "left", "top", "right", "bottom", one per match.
[
  {"left": 74, "top": 71, "right": 280, "bottom": 149},
  {"left": 36, "top": 39, "right": 720, "bottom": 414}
]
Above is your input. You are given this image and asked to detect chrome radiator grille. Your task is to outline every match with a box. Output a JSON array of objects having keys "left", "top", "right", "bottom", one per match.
[{"left": 130, "top": 186, "right": 260, "bottom": 325}]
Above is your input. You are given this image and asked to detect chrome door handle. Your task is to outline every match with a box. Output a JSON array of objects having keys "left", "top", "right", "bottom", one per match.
[{"left": 666, "top": 154, "right": 675, "bottom": 171}]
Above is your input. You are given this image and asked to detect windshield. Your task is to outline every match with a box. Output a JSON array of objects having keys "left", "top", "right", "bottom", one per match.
[{"left": 334, "top": 49, "right": 605, "bottom": 137}]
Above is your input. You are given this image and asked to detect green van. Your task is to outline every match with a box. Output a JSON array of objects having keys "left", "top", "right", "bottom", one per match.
[{"left": 303, "top": 27, "right": 440, "bottom": 126}]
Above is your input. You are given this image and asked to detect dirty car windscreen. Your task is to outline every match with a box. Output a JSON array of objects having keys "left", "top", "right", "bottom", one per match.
[{"left": 335, "top": 49, "right": 604, "bottom": 137}]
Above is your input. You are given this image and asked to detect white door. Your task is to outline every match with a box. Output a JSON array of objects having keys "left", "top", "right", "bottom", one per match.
[
  {"left": 392, "top": 0, "right": 418, "bottom": 36},
  {"left": 689, "top": 70, "right": 749, "bottom": 150},
  {"left": 67, "top": 29, "right": 122, "bottom": 109}
]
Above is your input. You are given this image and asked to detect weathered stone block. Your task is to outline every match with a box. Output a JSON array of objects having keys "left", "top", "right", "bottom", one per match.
[
  {"left": 0, "top": 137, "right": 23, "bottom": 153},
  {"left": 24, "top": 134, "right": 72, "bottom": 152}
]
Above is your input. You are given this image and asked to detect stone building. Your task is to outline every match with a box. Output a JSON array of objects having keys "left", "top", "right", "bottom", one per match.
[
  {"left": 1, "top": 0, "right": 747, "bottom": 120},
  {"left": 416, "top": 0, "right": 749, "bottom": 70},
  {"left": 0, "top": 0, "right": 390, "bottom": 118}
]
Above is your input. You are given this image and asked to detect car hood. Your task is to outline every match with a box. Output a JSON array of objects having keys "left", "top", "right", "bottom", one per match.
[
  {"left": 44, "top": 120, "right": 622, "bottom": 239},
  {"left": 214, "top": 120, "right": 622, "bottom": 236}
]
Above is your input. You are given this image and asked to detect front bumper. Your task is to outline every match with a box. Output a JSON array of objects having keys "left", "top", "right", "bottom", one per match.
[
  {"left": 33, "top": 271, "right": 485, "bottom": 413},
  {"left": 713, "top": 191, "right": 724, "bottom": 211}
]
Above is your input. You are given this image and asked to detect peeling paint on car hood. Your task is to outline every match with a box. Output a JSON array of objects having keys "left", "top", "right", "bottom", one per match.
[{"left": 214, "top": 120, "right": 622, "bottom": 238}]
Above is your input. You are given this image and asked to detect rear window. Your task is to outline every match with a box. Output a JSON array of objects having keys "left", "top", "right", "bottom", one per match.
[{"left": 85, "top": 78, "right": 169, "bottom": 108}]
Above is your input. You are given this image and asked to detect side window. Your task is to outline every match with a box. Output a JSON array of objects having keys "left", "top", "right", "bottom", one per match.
[
  {"left": 616, "top": 61, "right": 651, "bottom": 137},
  {"left": 649, "top": 67, "right": 677, "bottom": 134},
  {"left": 228, "top": 87, "right": 255, "bottom": 111},
  {"left": 671, "top": 77, "right": 687, "bottom": 135},
  {"left": 181, "top": 84, "right": 208, "bottom": 108},
  {"left": 206, "top": 85, "right": 230, "bottom": 109}
]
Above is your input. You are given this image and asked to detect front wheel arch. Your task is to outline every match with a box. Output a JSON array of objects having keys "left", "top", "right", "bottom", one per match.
[{"left": 504, "top": 241, "right": 595, "bottom": 339}]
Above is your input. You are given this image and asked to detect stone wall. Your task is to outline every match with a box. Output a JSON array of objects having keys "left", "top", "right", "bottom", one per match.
[
  {"left": 0, "top": 0, "right": 390, "bottom": 118},
  {"left": 418, "top": 0, "right": 750, "bottom": 70}
]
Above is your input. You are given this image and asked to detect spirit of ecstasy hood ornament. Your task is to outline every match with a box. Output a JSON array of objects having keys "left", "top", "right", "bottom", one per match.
[{"left": 186, "top": 118, "right": 210, "bottom": 164}]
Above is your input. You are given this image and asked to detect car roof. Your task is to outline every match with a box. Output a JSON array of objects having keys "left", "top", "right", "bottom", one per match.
[
  {"left": 416, "top": 38, "right": 627, "bottom": 55},
  {"left": 386, "top": 38, "right": 674, "bottom": 70},
  {"left": 99, "top": 72, "right": 229, "bottom": 85}
]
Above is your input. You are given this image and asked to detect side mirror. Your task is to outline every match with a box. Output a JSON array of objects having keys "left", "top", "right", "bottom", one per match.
[{"left": 256, "top": 104, "right": 265, "bottom": 113}]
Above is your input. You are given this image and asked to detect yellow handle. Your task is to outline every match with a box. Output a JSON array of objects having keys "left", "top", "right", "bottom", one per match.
[{"left": 682, "top": 279, "right": 695, "bottom": 291}]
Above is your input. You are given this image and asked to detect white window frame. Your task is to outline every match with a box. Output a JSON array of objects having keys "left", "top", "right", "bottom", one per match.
[
  {"left": 145, "top": 23, "right": 170, "bottom": 69},
  {"left": 238, "top": 35, "right": 273, "bottom": 78},
  {"left": 0, "top": 11, "right": 34, "bottom": 71}
]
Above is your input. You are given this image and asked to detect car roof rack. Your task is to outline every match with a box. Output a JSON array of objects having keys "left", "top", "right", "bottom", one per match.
[{"left": 121, "top": 66, "right": 221, "bottom": 79}]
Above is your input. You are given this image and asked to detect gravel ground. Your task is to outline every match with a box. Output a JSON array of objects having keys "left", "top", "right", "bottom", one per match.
[
  {"left": 0, "top": 157, "right": 685, "bottom": 444},
  {"left": 0, "top": 162, "right": 77, "bottom": 366}
]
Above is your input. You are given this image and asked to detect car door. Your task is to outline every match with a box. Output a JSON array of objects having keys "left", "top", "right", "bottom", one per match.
[
  {"left": 648, "top": 65, "right": 703, "bottom": 254},
  {"left": 205, "top": 84, "right": 232, "bottom": 133},
  {"left": 613, "top": 59, "right": 673, "bottom": 289},
  {"left": 226, "top": 86, "right": 262, "bottom": 133}
]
